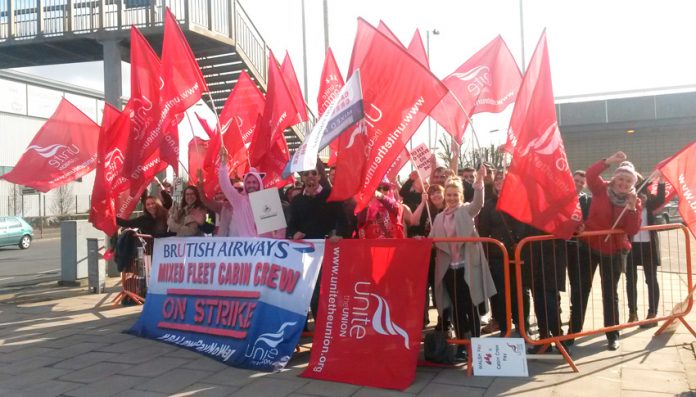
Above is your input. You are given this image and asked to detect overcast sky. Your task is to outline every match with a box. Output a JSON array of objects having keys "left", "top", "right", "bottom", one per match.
[{"left": 13, "top": 0, "right": 696, "bottom": 154}]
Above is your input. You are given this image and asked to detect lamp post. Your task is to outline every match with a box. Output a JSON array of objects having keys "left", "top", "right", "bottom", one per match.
[{"left": 426, "top": 29, "right": 439, "bottom": 150}]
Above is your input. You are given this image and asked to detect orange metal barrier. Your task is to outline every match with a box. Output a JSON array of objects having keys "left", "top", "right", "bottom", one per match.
[
  {"left": 112, "top": 233, "right": 152, "bottom": 307},
  {"left": 301, "top": 237, "right": 512, "bottom": 376},
  {"left": 514, "top": 223, "right": 694, "bottom": 372}
]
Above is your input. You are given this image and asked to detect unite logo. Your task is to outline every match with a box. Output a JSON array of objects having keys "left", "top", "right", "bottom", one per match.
[
  {"left": 340, "top": 281, "right": 410, "bottom": 349},
  {"left": 517, "top": 121, "right": 562, "bottom": 157},
  {"left": 244, "top": 321, "right": 296, "bottom": 368},
  {"left": 28, "top": 143, "right": 80, "bottom": 171},
  {"left": 131, "top": 96, "right": 154, "bottom": 141},
  {"left": 104, "top": 148, "right": 125, "bottom": 182},
  {"left": 345, "top": 119, "right": 368, "bottom": 150},
  {"left": 452, "top": 65, "right": 491, "bottom": 97}
]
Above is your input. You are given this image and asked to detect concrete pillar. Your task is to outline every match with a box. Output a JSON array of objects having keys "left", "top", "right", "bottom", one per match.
[{"left": 101, "top": 38, "right": 123, "bottom": 108}]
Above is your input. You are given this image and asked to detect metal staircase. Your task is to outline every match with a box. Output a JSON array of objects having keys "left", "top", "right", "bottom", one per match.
[{"left": 0, "top": 0, "right": 309, "bottom": 151}]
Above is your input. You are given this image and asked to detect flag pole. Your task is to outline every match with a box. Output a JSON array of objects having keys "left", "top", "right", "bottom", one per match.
[{"left": 603, "top": 170, "right": 658, "bottom": 242}]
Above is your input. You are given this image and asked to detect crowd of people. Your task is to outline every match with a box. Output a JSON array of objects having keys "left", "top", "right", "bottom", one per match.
[{"left": 117, "top": 149, "right": 667, "bottom": 358}]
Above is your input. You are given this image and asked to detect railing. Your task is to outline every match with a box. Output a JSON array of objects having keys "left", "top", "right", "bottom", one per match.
[
  {"left": 514, "top": 224, "right": 694, "bottom": 372},
  {"left": 0, "top": 0, "right": 267, "bottom": 83}
]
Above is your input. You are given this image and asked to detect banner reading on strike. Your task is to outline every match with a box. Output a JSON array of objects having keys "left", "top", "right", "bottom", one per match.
[
  {"left": 301, "top": 239, "right": 431, "bottom": 390},
  {"left": 129, "top": 237, "right": 324, "bottom": 371}
]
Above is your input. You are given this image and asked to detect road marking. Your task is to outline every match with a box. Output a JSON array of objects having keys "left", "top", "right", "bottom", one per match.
[
  {"left": 0, "top": 277, "right": 14, "bottom": 282},
  {"left": 38, "top": 269, "right": 60, "bottom": 274}
]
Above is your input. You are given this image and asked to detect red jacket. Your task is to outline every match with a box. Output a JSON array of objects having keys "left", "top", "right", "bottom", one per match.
[{"left": 582, "top": 160, "right": 642, "bottom": 255}]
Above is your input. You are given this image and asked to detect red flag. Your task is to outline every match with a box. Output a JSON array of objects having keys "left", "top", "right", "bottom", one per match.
[
  {"left": 219, "top": 70, "right": 265, "bottom": 146},
  {"left": 124, "top": 27, "right": 174, "bottom": 175},
  {"left": 187, "top": 136, "right": 209, "bottom": 187},
  {"left": 248, "top": 50, "right": 298, "bottom": 166},
  {"left": 281, "top": 52, "right": 308, "bottom": 123},
  {"left": 88, "top": 103, "right": 122, "bottom": 235},
  {"left": 161, "top": 8, "right": 208, "bottom": 114},
  {"left": 221, "top": 117, "right": 250, "bottom": 177},
  {"left": 341, "top": 18, "right": 448, "bottom": 213},
  {"left": 377, "top": 20, "right": 403, "bottom": 46},
  {"left": 657, "top": 142, "right": 696, "bottom": 238},
  {"left": 328, "top": 122, "right": 369, "bottom": 202},
  {"left": 497, "top": 32, "right": 581, "bottom": 239},
  {"left": 257, "top": 133, "right": 294, "bottom": 189},
  {"left": 158, "top": 8, "right": 207, "bottom": 163},
  {"left": 431, "top": 36, "right": 522, "bottom": 145},
  {"left": 89, "top": 101, "right": 168, "bottom": 233},
  {"left": 1, "top": 98, "right": 99, "bottom": 192},
  {"left": 407, "top": 29, "right": 430, "bottom": 68},
  {"left": 317, "top": 48, "right": 345, "bottom": 167},
  {"left": 385, "top": 149, "right": 410, "bottom": 183},
  {"left": 301, "top": 239, "right": 431, "bottom": 390}
]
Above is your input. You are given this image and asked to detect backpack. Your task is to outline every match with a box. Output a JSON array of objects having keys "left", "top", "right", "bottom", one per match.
[{"left": 424, "top": 330, "right": 456, "bottom": 364}]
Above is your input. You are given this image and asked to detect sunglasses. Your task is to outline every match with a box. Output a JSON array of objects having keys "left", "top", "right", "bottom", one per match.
[
  {"left": 377, "top": 185, "right": 391, "bottom": 192},
  {"left": 301, "top": 170, "right": 319, "bottom": 177}
]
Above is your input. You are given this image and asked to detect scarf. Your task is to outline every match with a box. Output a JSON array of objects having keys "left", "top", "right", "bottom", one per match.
[{"left": 607, "top": 185, "right": 634, "bottom": 207}]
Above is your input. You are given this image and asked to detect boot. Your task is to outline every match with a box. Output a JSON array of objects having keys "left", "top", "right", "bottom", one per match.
[{"left": 628, "top": 311, "right": 638, "bottom": 323}]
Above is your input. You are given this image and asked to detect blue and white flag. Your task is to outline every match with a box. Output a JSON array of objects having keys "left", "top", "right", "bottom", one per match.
[
  {"left": 290, "top": 71, "right": 364, "bottom": 173},
  {"left": 129, "top": 237, "right": 324, "bottom": 371}
]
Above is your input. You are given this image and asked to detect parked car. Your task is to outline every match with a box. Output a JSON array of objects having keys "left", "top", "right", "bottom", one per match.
[
  {"left": 657, "top": 199, "right": 683, "bottom": 225},
  {"left": 0, "top": 216, "right": 33, "bottom": 249}
]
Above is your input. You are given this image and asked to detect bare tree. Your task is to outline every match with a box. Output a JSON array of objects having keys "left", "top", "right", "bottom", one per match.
[{"left": 51, "top": 184, "right": 75, "bottom": 216}]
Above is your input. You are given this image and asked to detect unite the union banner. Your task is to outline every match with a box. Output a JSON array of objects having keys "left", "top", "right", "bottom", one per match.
[{"left": 129, "top": 237, "right": 324, "bottom": 371}]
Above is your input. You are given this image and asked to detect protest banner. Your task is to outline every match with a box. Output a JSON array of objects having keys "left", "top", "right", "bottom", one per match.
[
  {"left": 129, "top": 237, "right": 324, "bottom": 371},
  {"left": 302, "top": 239, "right": 431, "bottom": 390}
]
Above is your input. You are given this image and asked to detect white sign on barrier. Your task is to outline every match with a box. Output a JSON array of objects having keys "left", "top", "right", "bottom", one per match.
[{"left": 471, "top": 337, "right": 528, "bottom": 377}]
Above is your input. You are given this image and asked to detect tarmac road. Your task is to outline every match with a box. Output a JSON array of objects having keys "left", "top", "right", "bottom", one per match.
[{"left": 0, "top": 237, "right": 60, "bottom": 288}]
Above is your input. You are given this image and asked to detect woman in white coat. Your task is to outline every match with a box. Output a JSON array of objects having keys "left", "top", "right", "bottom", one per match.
[{"left": 430, "top": 166, "right": 496, "bottom": 341}]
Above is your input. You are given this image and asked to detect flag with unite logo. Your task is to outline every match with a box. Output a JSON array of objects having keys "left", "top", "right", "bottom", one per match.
[{"left": 302, "top": 239, "right": 431, "bottom": 390}]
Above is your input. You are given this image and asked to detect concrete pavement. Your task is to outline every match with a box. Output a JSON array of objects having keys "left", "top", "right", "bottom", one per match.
[{"left": 0, "top": 277, "right": 694, "bottom": 397}]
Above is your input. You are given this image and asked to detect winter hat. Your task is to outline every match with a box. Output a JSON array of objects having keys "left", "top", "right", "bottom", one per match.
[{"left": 613, "top": 161, "right": 638, "bottom": 184}]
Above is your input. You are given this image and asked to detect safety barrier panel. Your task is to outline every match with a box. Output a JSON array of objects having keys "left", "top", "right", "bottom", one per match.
[
  {"left": 112, "top": 233, "right": 152, "bottom": 307},
  {"left": 299, "top": 237, "right": 511, "bottom": 376},
  {"left": 514, "top": 224, "right": 694, "bottom": 372}
]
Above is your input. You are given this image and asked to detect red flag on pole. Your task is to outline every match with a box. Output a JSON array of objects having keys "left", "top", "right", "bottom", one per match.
[
  {"left": 88, "top": 103, "right": 123, "bottom": 235},
  {"left": 1, "top": 98, "right": 99, "bottom": 192},
  {"left": 248, "top": 50, "right": 298, "bottom": 167},
  {"left": 328, "top": 122, "right": 369, "bottom": 202},
  {"left": 219, "top": 70, "right": 265, "bottom": 146},
  {"left": 161, "top": 8, "right": 208, "bottom": 114},
  {"left": 657, "top": 142, "right": 696, "bottom": 238},
  {"left": 89, "top": 101, "right": 168, "bottom": 234},
  {"left": 301, "top": 239, "right": 432, "bottom": 390},
  {"left": 317, "top": 48, "right": 345, "bottom": 167},
  {"left": 407, "top": 29, "right": 430, "bottom": 68},
  {"left": 336, "top": 18, "right": 448, "bottom": 212},
  {"left": 385, "top": 149, "right": 410, "bottom": 183},
  {"left": 281, "top": 52, "right": 308, "bottom": 124},
  {"left": 125, "top": 26, "right": 177, "bottom": 176},
  {"left": 496, "top": 31, "right": 581, "bottom": 239},
  {"left": 431, "top": 35, "right": 522, "bottom": 145}
]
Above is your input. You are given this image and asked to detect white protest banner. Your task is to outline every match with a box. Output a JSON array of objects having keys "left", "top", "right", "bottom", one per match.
[
  {"left": 410, "top": 143, "right": 433, "bottom": 180},
  {"left": 249, "top": 188, "right": 287, "bottom": 235},
  {"left": 290, "top": 71, "right": 364, "bottom": 173},
  {"left": 129, "top": 237, "right": 324, "bottom": 371},
  {"left": 471, "top": 337, "right": 529, "bottom": 377}
]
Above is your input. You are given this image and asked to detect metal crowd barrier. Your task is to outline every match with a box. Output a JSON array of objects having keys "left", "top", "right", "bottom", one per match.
[
  {"left": 514, "top": 224, "right": 694, "bottom": 372},
  {"left": 300, "top": 237, "right": 512, "bottom": 377}
]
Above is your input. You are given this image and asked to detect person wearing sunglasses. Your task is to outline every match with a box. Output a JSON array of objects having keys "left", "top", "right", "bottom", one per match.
[{"left": 288, "top": 162, "right": 347, "bottom": 324}]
